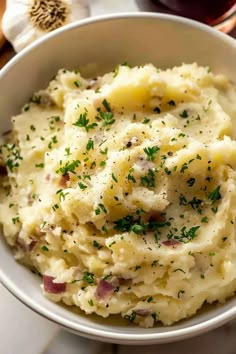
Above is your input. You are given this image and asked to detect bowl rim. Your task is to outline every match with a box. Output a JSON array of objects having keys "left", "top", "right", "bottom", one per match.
[
  {"left": 1, "top": 12, "right": 236, "bottom": 345},
  {"left": 1, "top": 11, "right": 236, "bottom": 79}
]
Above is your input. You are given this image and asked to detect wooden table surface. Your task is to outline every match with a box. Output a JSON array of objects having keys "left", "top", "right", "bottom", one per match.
[
  {"left": 0, "top": 0, "right": 13, "bottom": 69},
  {"left": 0, "top": 42, "right": 15, "bottom": 69}
]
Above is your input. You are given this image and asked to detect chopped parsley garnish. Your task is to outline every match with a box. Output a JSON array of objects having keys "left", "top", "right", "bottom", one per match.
[
  {"left": 208, "top": 185, "right": 221, "bottom": 205},
  {"left": 65, "top": 147, "right": 72, "bottom": 157},
  {"left": 103, "top": 272, "right": 113, "bottom": 281},
  {"left": 153, "top": 107, "right": 161, "bottom": 114},
  {"left": 168, "top": 100, "right": 176, "bottom": 106},
  {"left": 179, "top": 110, "right": 188, "bottom": 118},
  {"left": 74, "top": 80, "right": 82, "bottom": 87},
  {"left": 134, "top": 265, "right": 141, "bottom": 271},
  {"left": 88, "top": 299, "right": 94, "bottom": 306},
  {"left": 151, "top": 313, "right": 158, "bottom": 321},
  {"left": 179, "top": 194, "right": 203, "bottom": 210},
  {"left": 30, "top": 125, "right": 36, "bottom": 131},
  {"left": 78, "top": 182, "right": 87, "bottom": 190},
  {"left": 114, "top": 215, "right": 136, "bottom": 232},
  {"left": 167, "top": 225, "right": 200, "bottom": 243},
  {"left": 100, "top": 147, "right": 108, "bottom": 155},
  {"left": 56, "top": 160, "right": 80, "bottom": 176},
  {"left": 152, "top": 260, "right": 158, "bottom": 267},
  {"left": 102, "top": 224, "right": 108, "bottom": 234},
  {"left": 111, "top": 173, "right": 118, "bottom": 183},
  {"left": 127, "top": 173, "right": 136, "bottom": 183},
  {"left": 6, "top": 159, "right": 19, "bottom": 172},
  {"left": 179, "top": 194, "right": 188, "bottom": 206},
  {"left": 100, "top": 161, "right": 106, "bottom": 167},
  {"left": 209, "top": 252, "right": 215, "bottom": 256},
  {"left": 48, "top": 115, "right": 60, "bottom": 130},
  {"left": 142, "top": 117, "right": 150, "bottom": 124},
  {"left": 102, "top": 99, "right": 111, "bottom": 112},
  {"left": 73, "top": 112, "right": 97, "bottom": 132},
  {"left": 35, "top": 163, "right": 44, "bottom": 168},
  {"left": 173, "top": 268, "right": 186, "bottom": 274},
  {"left": 97, "top": 110, "right": 115, "bottom": 126},
  {"left": 211, "top": 207, "right": 218, "bottom": 214},
  {"left": 113, "top": 66, "right": 119, "bottom": 77},
  {"left": 147, "top": 296, "right": 153, "bottom": 303},
  {"left": 96, "top": 99, "right": 115, "bottom": 126},
  {"left": 203, "top": 100, "right": 212, "bottom": 112},
  {"left": 2, "top": 144, "right": 23, "bottom": 172},
  {"left": 141, "top": 169, "right": 156, "bottom": 188},
  {"left": 23, "top": 105, "right": 30, "bottom": 112},
  {"left": 131, "top": 224, "right": 145, "bottom": 234},
  {"left": 93, "top": 240, "right": 102, "bottom": 249},
  {"left": 143, "top": 146, "right": 160, "bottom": 161},
  {"left": 124, "top": 311, "right": 136, "bottom": 323},
  {"left": 188, "top": 196, "right": 203, "bottom": 210},
  {"left": 95, "top": 203, "right": 107, "bottom": 215},
  {"left": 201, "top": 216, "right": 208, "bottom": 223},
  {"left": 180, "top": 162, "right": 188, "bottom": 173},
  {"left": 179, "top": 226, "right": 200, "bottom": 242},
  {"left": 86, "top": 139, "right": 94, "bottom": 151},
  {"left": 12, "top": 216, "right": 20, "bottom": 224},
  {"left": 41, "top": 245, "right": 49, "bottom": 251},
  {"left": 187, "top": 177, "right": 195, "bottom": 187},
  {"left": 114, "top": 211, "right": 167, "bottom": 234},
  {"left": 56, "top": 190, "right": 69, "bottom": 201},
  {"left": 30, "top": 94, "right": 41, "bottom": 104},
  {"left": 82, "top": 271, "right": 94, "bottom": 285}
]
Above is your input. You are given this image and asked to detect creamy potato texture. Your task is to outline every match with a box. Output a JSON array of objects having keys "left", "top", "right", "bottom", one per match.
[{"left": 1, "top": 63, "right": 236, "bottom": 327}]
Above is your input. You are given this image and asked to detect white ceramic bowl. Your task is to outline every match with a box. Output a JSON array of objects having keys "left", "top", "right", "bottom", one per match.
[{"left": 0, "top": 13, "right": 236, "bottom": 345}]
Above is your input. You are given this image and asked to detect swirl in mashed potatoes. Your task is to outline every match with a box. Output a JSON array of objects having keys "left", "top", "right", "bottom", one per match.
[{"left": 1, "top": 63, "right": 236, "bottom": 327}]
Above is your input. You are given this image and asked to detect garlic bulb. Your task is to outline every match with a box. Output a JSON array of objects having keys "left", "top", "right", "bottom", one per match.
[{"left": 2, "top": 0, "right": 89, "bottom": 52}]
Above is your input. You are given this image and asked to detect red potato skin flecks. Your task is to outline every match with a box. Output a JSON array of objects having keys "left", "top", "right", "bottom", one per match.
[
  {"left": 162, "top": 240, "right": 180, "bottom": 246},
  {"left": 95, "top": 279, "right": 114, "bottom": 299},
  {"left": 16, "top": 236, "right": 37, "bottom": 252},
  {"left": 135, "top": 309, "right": 151, "bottom": 316},
  {"left": 59, "top": 173, "right": 70, "bottom": 187},
  {"left": 43, "top": 275, "right": 66, "bottom": 294}
]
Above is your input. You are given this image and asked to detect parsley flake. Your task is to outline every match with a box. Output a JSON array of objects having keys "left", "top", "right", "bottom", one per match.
[
  {"left": 208, "top": 185, "right": 221, "bottom": 205},
  {"left": 74, "top": 80, "right": 82, "bottom": 88},
  {"left": 141, "top": 169, "right": 156, "bottom": 188},
  {"left": 56, "top": 160, "right": 80, "bottom": 176},
  {"left": 86, "top": 139, "right": 94, "bottom": 151},
  {"left": 153, "top": 107, "right": 161, "bottom": 114},
  {"left": 73, "top": 112, "right": 97, "bottom": 132},
  {"left": 41, "top": 245, "right": 49, "bottom": 251},
  {"left": 82, "top": 272, "right": 94, "bottom": 285},
  {"left": 187, "top": 177, "right": 195, "bottom": 187},
  {"left": 179, "top": 110, "right": 188, "bottom": 118},
  {"left": 143, "top": 146, "right": 160, "bottom": 161},
  {"left": 111, "top": 173, "right": 118, "bottom": 183}
]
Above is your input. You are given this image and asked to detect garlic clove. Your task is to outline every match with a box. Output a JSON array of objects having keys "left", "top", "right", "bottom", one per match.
[
  {"left": 13, "top": 24, "right": 40, "bottom": 53},
  {"left": 3, "top": 11, "right": 29, "bottom": 39},
  {"left": 68, "top": 0, "right": 90, "bottom": 22},
  {"left": 2, "top": 0, "right": 89, "bottom": 52}
]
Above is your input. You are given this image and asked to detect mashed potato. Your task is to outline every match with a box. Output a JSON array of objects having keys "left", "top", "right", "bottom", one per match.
[{"left": 1, "top": 63, "right": 236, "bottom": 327}]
